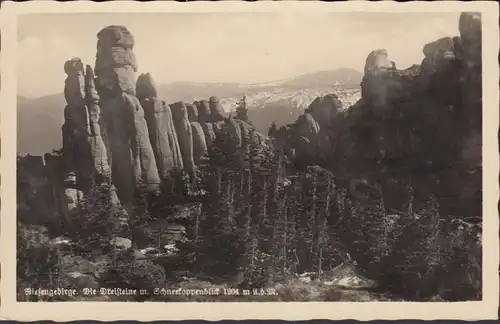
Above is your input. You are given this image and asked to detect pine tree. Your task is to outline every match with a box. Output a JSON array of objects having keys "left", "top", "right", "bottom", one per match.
[{"left": 235, "top": 95, "right": 249, "bottom": 122}]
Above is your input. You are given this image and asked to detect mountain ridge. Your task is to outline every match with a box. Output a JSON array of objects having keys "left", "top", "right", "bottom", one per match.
[{"left": 17, "top": 68, "right": 363, "bottom": 155}]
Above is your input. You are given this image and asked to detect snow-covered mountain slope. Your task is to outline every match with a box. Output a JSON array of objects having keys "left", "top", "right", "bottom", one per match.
[{"left": 219, "top": 86, "right": 362, "bottom": 113}]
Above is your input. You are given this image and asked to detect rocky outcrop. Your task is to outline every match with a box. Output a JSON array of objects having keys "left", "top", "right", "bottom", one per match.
[
  {"left": 95, "top": 26, "right": 160, "bottom": 202},
  {"left": 190, "top": 122, "right": 208, "bottom": 166},
  {"left": 25, "top": 25, "right": 278, "bottom": 222},
  {"left": 196, "top": 100, "right": 211, "bottom": 123},
  {"left": 170, "top": 101, "right": 195, "bottom": 175},
  {"left": 208, "top": 96, "right": 225, "bottom": 122},
  {"left": 305, "top": 94, "right": 344, "bottom": 130},
  {"left": 270, "top": 12, "right": 482, "bottom": 222},
  {"left": 201, "top": 122, "right": 216, "bottom": 150},
  {"left": 84, "top": 65, "right": 111, "bottom": 182},
  {"left": 187, "top": 103, "right": 199, "bottom": 122},
  {"left": 62, "top": 58, "right": 94, "bottom": 190},
  {"left": 123, "top": 93, "right": 161, "bottom": 193},
  {"left": 137, "top": 73, "right": 182, "bottom": 180},
  {"left": 95, "top": 25, "right": 137, "bottom": 95}
]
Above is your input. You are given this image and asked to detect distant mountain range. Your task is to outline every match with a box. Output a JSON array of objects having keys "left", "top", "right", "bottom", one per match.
[{"left": 17, "top": 68, "right": 363, "bottom": 155}]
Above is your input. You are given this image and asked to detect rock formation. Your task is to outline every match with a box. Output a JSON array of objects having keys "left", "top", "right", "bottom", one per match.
[
  {"left": 208, "top": 96, "right": 225, "bottom": 122},
  {"left": 95, "top": 25, "right": 137, "bottom": 95},
  {"left": 137, "top": 73, "right": 183, "bottom": 180},
  {"left": 191, "top": 122, "right": 208, "bottom": 165},
  {"left": 270, "top": 12, "right": 482, "bottom": 222},
  {"left": 62, "top": 58, "right": 94, "bottom": 190},
  {"left": 94, "top": 25, "right": 160, "bottom": 203},
  {"left": 196, "top": 100, "right": 211, "bottom": 123},
  {"left": 187, "top": 103, "right": 199, "bottom": 122},
  {"left": 26, "top": 13, "right": 482, "bottom": 230},
  {"left": 84, "top": 64, "right": 111, "bottom": 182},
  {"left": 170, "top": 101, "right": 196, "bottom": 175}
]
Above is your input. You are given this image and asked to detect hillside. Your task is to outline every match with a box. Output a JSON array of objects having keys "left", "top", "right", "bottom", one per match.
[{"left": 17, "top": 68, "right": 362, "bottom": 155}]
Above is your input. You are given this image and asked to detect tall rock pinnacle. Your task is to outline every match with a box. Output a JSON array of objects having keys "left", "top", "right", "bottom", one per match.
[{"left": 94, "top": 25, "right": 160, "bottom": 203}]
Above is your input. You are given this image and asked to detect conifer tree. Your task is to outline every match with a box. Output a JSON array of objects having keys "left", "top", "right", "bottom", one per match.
[{"left": 235, "top": 95, "right": 249, "bottom": 122}]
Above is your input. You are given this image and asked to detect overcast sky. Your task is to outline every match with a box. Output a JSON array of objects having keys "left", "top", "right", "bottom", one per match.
[{"left": 17, "top": 12, "right": 461, "bottom": 98}]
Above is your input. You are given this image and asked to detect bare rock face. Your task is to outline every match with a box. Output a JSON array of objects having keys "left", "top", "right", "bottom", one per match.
[
  {"left": 273, "top": 13, "right": 481, "bottom": 227},
  {"left": 137, "top": 73, "right": 182, "bottom": 179},
  {"left": 96, "top": 25, "right": 135, "bottom": 49},
  {"left": 305, "top": 94, "right": 344, "bottom": 130},
  {"left": 161, "top": 101, "right": 184, "bottom": 171},
  {"left": 95, "top": 26, "right": 137, "bottom": 96},
  {"left": 196, "top": 100, "right": 211, "bottom": 123},
  {"left": 102, "top": 92, "right": 162, "bottom": 203},
  {"left": 123, "top": 93, "right": 161, "bottom": 193},
  {"left": 84, "top": 65, "right": 111, "bottom": 181},
  {"left": 364, "top": 49, "right": 391, "bottom": 76},
  {"left": 209, "top": 96, "right": 225, "bottom": 122},
  {"left": 94, "top": 25, "right": 160, "bottom": 202},
  {"left": 187, "top": 103, "right": 199, "bottom": 122},
  {"left": 170, "top": 101, "right": 195, "bottom": 175},
  {"left": 360, "top": 49, "right": 394, "bottom": 110},
  {"left": 295, "top": 113, "right": 320, "bottom": 141},
  {"left": 226, "top": 117, "right": 243, "bottom": 149},
  {"left": 190, "top": 122, "right": 208, "bottom": 165},
  {"left": 136, "top": 72, "right": 158, "bottom": 100},
  {"left": 201, "top": 122, "right": 216, "bottom": 150},
  {"left": 304, "top": 94, "right": 346, "bottom": 163},
  {"left": 459, "top": 12, "right": 482, "bottom": 69},
  {"left": 63, "top": 58, "right": 86, "bottom": 108},
  {"left": 62, "top": 58, "right": 94, "bottom": 190}
]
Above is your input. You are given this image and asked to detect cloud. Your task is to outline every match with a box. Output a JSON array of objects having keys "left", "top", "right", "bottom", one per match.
[
  {"left": 17, "top": 12, "right": 461, "bottom": 98},
  {"left": 17, "top": 34, "right": 95, "bottom": 97}
]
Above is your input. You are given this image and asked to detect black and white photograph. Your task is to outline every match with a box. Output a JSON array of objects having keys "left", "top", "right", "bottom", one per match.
[{"left": 1, "top": 0, "right": 499, "bottom": 321}]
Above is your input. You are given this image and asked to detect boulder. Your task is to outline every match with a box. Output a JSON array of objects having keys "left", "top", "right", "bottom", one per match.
[
  {"left": 109, "top": 237, "right": 132, "bottom": 249},
  {"left": 61, "top": 188, "right": 84, "bottom": 221},
  {"left": 136, "top": 73, "right": 158, "bottom": 100},
  {"left": 364, "top": 49, "right": 391, "bottom": 76},
  {"left": 96, "top": 25, "right": 135, "bottom": 49}
]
